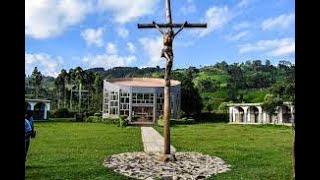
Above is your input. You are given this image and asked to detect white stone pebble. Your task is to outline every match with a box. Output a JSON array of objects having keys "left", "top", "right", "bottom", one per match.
[{"left": 103, "top": 152, "right": 231, "bottom": 179}]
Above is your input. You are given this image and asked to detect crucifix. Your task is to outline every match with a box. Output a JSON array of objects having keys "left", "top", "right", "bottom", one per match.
[{"left": 138, "top": 0, "right": 207, "bottom": 161}]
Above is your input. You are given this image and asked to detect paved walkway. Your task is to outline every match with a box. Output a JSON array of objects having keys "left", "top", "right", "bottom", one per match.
[{"left": 141, "top": 127, "right": 176, "bottom": 154}]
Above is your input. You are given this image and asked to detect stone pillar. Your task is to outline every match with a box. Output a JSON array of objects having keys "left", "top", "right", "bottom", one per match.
[
  {"left": 263, "top": 112, "right": 267, "bottom": 123},
  {"left": 278, "top": 106, "right": 283, "bottom": 123},
  {"left": 243, "top": 107, "right": 248, "bottom": 123},
  {"left": 30, "top": 102, "right": 36, "bottom": 110},
  {"left": 257, "top": 106, "right": 262, "bottom": 123},
  {"left": 290, "top": 105, "right": 295, "bottom": 121},
  {"left": 153, "top": 92, "right": 157, "bottom": 123},
  {"left": 44, "top": 104, "right": 47, "bottom": 120},
  {"left": 129, "top": 88, "right": 132, "bottom": 123},
  {"left": 233, "top": 108, "right": 237, "bottom": 122},
  {"left": 247, "top": 107, "right": 251, "bottom": 123},
  {"left": 229, "top": 107, "right": 233, "bottom": 122}
]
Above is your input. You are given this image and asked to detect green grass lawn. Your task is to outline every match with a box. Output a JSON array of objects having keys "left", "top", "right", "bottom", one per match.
[
  {"left": 25, "top": 122, "right": 143, "bottom": 180},
  {"left": 26, "top": 122, "right": 293, "bottom": 180},
  {"left": 156, "top": 123, "right": 293, "bottom": 180}
]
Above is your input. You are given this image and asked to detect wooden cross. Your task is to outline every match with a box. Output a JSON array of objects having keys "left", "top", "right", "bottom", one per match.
[{"left": 138, "top": 0, "right": 207, "bottom": 160}]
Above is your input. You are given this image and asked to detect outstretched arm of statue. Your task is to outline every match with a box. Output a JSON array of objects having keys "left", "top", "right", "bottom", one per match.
[
  {"left": 174, "top": 21, "right": 188, "bottom": 38},
  {"left": 153, "top": 21, "right": 165, "bottom": 35}
]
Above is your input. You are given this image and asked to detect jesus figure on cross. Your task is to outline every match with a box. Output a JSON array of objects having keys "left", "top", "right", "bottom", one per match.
[{"left": 138, "top": 0, "right": 207, "bottom": 161}]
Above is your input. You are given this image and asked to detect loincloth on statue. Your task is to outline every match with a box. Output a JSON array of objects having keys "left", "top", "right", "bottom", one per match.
[{"left": 161, "top": 46, "right": 173, "bottom": 58}]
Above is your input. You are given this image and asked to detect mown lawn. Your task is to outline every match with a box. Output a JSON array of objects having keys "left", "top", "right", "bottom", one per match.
[
  {"left": 156, "top": 123, "right": 293, "bottom": 180},
  {"left": 25, "top": 122, "right": 143, "bottom": 180},
  {"left": 26, "top": 122, "right": 293, "bottom": 180}
]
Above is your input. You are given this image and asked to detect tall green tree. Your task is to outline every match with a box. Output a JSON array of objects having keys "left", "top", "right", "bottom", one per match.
[
  {"left": 57, "top": 69, "right": 69, "bottom": 108},
  {"left": 227, "top": 63, "right": 246, "bottom": 102},
  {"left": 31, "top": 67, "right": 43, "bottom": 98},
  {"left": 93, "top": 73, "right": 103, "bottom": 112},
  {"left": 173, "top": 69, "right": 203, "bottom": 116}
]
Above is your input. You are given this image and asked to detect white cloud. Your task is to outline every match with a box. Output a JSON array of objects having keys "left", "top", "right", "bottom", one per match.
[
  {"left": 180, "top": 0, "right": 196, "bottom": 14},
  {"left": 139, "top": 36, "right": 164, "bottom": 67},
  {"left": 97, "top": 0, "right": 160, "bottom": 24},
  {"left": 81, "top": 28, "right": 104, "bottom": 47},
  {"left": 106, "top": 43, "right": 118, "bottom": 54},
  {"left": 261, "top": 13, "right": 295, "bottom": 30},
  {"left": 236, "top": 0, "right": 255, "bottom": 8},
  {"left": 25, "top": 0, "right": 93, "bottom": 39},
  {"left": 238, "top": 38, "right": 295, "bottom": 56},
  {"left": 127, "top": 42, "right": 136, "bottom": 54},
  {"left": 226, "top": 31, "right": 249, "bottom": 41},
  {"left": 25, "top": 52, "right": 64, "bottom": 77},
  {"left": 117, "top": 27, "right": 129, "bottom": 38},
  {"left": 196, "top": 6, "right": 233, "bottom": 37},
  {"left": 233, "top": 22, "right": 252, "bottom": 30},
  {"left": 82, "top": 49, "right": 136, "bottom": 69}
]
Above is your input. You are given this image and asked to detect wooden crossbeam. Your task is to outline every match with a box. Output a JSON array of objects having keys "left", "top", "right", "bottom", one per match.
[{"left": 138, "top": 23, "right": 207, "bottom": 29}]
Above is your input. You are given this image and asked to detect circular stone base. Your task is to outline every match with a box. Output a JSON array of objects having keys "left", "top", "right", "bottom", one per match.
[{"left": 103, "top": 152, "right": 231, "bottom": 179}]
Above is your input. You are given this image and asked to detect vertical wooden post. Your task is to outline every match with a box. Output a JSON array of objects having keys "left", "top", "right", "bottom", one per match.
[{"left": 163, "top": 0, "right": 172, "bottom": 156}]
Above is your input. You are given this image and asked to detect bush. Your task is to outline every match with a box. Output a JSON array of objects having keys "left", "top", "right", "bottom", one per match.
[
  {"left": 119, "top": 115, "right": 128, "bottom": 127},
  {"left": 171, "top": 118, "right": 195, "bottom": 125},
  {"left": 157, "top": 115, "right": 164, "bottom": 127},
  {"left": 94, "top": 112, "right": 102, "bottom": 117},
  {"left": 193, "top": 112, "right": 229, "bottom": 123},
  {"left": 53, "top": 108, "right": 69, "bottom": 118},
  {"left": 85, "top": 116, "right": 103, "bottom": 123},
  {"left": 103, "top": 117, "right": 120, "bottom": 124},
  {"left": 68, "top": 111, "right": 77, "bottom": 118},
  {"left": 75, "top": 113, "right": 85, "bottom": 122}
]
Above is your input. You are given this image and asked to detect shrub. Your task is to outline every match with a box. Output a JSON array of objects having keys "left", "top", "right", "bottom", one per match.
[
  {"left": 68, "top": 111, "right": 77, "bottom": 118},
  {"left": 53, "top": 108, "right": 69, "bottom": 118},
  {"left": 119, "top": 115, "right": 128, "bottom": 127},
  {"left": 85, "top": 116, "right": 103, "bottom": 123},
  {"left": 75, "top": 113, "right": 85, "bottom": 122},
  {"left": 157, "top": 115, "right": 164, "bottom": 127},
  {"left": 103, "top": 117, "right": 120, "bottom": 124},
  {"left": 94, "top": 112, "right": 102, "bottom": 117},
  {"left": 193, "top": 112, "right": 228, "bottom": 123},
  {"left": 170, "top": 118, "right": 195, "bottom": 125}
]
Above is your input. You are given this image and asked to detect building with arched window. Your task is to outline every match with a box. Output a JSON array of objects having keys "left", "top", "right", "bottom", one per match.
[
  {"left": 228, "top": 102, "right": 294, "bottom": 124},
  {"left": 103, "top": 78, "right": 181, "bottom": 124},
  {"left": 25, "top": 99, "right": 51, "bottom": 120}
]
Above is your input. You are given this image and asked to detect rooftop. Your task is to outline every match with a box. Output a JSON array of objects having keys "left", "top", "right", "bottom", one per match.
[{"left": 106, "top": 78, "right": 180, "bottom": 87}]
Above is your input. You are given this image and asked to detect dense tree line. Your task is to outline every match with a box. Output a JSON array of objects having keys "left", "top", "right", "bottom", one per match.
[{"left": 25, "top": 60, "right": 294, "bottom": 115}]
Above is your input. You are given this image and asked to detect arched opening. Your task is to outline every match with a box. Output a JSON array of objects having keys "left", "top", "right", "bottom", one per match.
[
  {"left": 25, "top": 102, "right": 31, "bottom": 112},
  {"left": 282, "top": 105, "right": 291, "bottom": 123},
  {"left": 34, "top": 102, "right": 46, "bottom": 120},
  {"left": 249, "top": 106, "right": 259, "bottom": 123},
  {"left": 235, "top": 106, "right": 244, "bottom": 122}
]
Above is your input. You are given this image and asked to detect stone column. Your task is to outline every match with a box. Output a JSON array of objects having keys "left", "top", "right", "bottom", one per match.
[
  {"left": 30, "top": 102, "right": 35, "bottom": 111},
  {"left": 263, "top": 111, "right": 267, "bottom": 123},
  {"left": 44, "top": 104, "right": 47, "bottom": 120},
  {"left": 129, "top": 88, "right": 132, "bottom": 123},
  {"left": 278, "top": 106, "right": 283, "bottom": 123},
  {"left": 153, "top": 92, "right": 157, "bottom": 123},
  {"left": 247, "top": 107, "right": 251, "bottom": 123},
  {"left": 243, "top": 107, "right": 248, "bottom": 123},
  {"left": 229, "top": 107, "right": 233, "bottom": 122},
  {"left": 233, "top": 108, "right": 237, "bottom": 122},
  {"left": 257, "top": 106, "right": 262, "bottom": 123},
  {"left": 290, "top": 105, "right": 295, "bottom": 121}
]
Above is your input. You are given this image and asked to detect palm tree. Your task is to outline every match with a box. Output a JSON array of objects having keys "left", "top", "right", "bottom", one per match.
[
  {"left": 31, "top": 67, "right": 43, "bottom": 98},
  {"left": 54, "top": 75, "right": 64, "bottom": 109},
  {"left": 75, "top": 67, "right": 84, "bottom": 113},
  {"left": 60, "top": 69, "right": 69, "bottom": 108}
]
